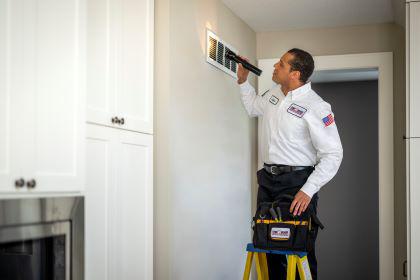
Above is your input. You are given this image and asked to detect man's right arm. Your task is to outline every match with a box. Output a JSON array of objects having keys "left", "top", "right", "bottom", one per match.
[
  {"left": 237, "top": 57, "right": 268, "bottom": 117},
  {"left": 239, "top": 80, "right": 269, "bottom": 117}
]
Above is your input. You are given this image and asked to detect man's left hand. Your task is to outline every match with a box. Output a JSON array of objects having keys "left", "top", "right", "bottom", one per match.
[{"left": 290, "top": 191, "right": 311, "bottom": 216}]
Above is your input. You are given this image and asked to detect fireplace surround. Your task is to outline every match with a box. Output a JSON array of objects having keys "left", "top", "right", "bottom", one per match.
[{"left": 0, "top": 196, "right": 84, "bottom": 280}]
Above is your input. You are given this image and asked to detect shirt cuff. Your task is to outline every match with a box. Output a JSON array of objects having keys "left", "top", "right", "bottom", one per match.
[
  {"left": 300, "top": 182, "right": 319, "bottom": 198},
  {"left": 239, "top": 79, "right": 252, "bottom": 92}
]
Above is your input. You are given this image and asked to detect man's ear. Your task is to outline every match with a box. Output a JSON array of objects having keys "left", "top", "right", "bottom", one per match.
[{"left": 291, "top": 70, "right": 301, "bottom": 82}]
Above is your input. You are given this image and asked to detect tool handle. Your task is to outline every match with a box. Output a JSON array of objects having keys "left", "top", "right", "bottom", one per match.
[
  {"left": 276, "top": 207, "right": 282, "bottom": 221},
  {"left": 225, "top": 50, "right": 262, "bottom": 76},
  {"left": 269, "top": 208, "right": 278, "bottom": 221}
]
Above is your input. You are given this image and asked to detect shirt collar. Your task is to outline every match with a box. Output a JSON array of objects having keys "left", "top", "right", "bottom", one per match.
[{"left": 287, "top": 82, "right": 312, "bottom": 100}]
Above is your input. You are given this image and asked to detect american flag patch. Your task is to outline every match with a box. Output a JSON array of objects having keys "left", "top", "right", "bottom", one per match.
[{"left": 322, "top": 114, "right": 334, "bottom": 127}]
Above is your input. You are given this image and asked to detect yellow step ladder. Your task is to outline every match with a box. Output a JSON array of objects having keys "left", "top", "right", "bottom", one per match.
[{"left": 243, "top": 243, "right": 312, "bottom": 280}]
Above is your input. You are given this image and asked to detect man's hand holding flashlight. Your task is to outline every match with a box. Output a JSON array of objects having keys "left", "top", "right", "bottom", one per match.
[{"left": 237, "top": 55, "right": 250, "bottom": 85}]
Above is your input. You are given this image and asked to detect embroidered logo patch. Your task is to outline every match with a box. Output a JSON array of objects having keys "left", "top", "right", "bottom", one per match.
[
  {"left": 270, "top": 228, "right": 291, "bottom": 240},
  {"left": 269, "top": 95, "right": 279, "bottom": 105},
  {"left": 287, "top": 103, "right": 307, "bottom": 118},
  {"left": 322, "top": 114, "right": 334, "bottom": 127}
]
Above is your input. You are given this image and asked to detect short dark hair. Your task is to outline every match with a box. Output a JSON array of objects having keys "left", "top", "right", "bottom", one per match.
[{"left": 287, "top": 48, "right": 314, "bottom": 83}]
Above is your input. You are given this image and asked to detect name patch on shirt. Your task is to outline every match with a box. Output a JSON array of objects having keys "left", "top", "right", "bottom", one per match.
[
  {"left": 269, "top": 95, "right": 279, "bottom": 105},
  {"left": 287, "top": 103, "right": 307, "bottom": 118}
]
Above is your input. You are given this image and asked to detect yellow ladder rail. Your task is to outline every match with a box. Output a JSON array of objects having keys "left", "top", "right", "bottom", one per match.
[{"left": 243, "top": 243, "right": 312, "bottom": 280}]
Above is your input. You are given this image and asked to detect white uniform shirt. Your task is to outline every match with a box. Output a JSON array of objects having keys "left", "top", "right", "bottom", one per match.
[{"left": 239, "top": 80, "right": 343, "bottom": 198}]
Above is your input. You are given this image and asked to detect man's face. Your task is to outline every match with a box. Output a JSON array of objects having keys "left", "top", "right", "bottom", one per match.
[{"left": 272, "top": 52, "right": 296, "bottom": 85}]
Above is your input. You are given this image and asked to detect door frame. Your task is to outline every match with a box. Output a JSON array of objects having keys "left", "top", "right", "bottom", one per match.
[{"left": 258, "top": 52, "right": 394, "bottom": 280}]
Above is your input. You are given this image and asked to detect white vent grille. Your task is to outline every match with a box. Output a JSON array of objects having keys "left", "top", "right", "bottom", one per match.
[{"left": 206, "top": 29, "right": 238, "bottom": 78}]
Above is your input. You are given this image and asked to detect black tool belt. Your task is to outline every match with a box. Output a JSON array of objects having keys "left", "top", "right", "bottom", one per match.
[
  {"left": 263, "top": 163, "right": 312, "bottom": 175},
  {"left": 252, "top": 194, "right": 324, "bottom": 252}
]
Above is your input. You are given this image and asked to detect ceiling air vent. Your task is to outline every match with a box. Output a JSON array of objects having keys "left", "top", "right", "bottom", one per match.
[{"left": 206, "top": 29, "right": 238, "bottom": 78}]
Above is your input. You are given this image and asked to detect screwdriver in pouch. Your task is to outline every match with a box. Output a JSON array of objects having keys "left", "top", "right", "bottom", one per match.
[
  {"left": 269, "top": 208, "right": 279, "bottom": 221},
  {"left": 276, "top": 206, "right": 282, "bottom": 222}
]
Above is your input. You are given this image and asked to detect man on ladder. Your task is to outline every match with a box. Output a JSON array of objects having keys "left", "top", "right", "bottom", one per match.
[{"left": 236, "top": 48, "right": 343, "bottom": 279}]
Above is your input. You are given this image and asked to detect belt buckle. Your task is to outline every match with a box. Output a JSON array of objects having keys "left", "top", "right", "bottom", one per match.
[{"left": 270, "top": 166, "right": 277, "bottom": 175}]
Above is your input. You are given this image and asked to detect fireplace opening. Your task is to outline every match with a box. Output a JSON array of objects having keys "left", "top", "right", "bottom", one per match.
[{"left": 0, "top": 235, "right": 66, "bottom": 280}]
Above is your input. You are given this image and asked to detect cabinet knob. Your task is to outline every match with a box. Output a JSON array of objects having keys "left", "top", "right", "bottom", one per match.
[
  {"left": 26, "top": 179, "right": 36, "bottom": 189},
  {"left": 15, "top": 178, "right": 25, "bottom": 188},
  {"left": 111, "top": 116, "right": 124, "bottom": 125},
  {"left": 111, "top": 117, "right": 119, "bottom": 124}
]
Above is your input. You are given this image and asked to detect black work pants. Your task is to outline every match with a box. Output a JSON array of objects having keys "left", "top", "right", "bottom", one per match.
[{"left": 256, "top": 167, "right": 319, "bottom": 280}]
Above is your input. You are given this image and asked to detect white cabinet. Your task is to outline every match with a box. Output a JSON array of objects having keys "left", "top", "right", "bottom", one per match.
[
  {"left": 407, "top": 1, "right": 420, "bottom": 137},
  {"left": 0, "top": 0, "right": 23, "bottom": 191},
  {"left": 407, "top": 2, "right": 420, "bottom": 279},
  {"left": 86, "top": 0, "right": 153, "bottom": 277},
  {"left": 86, "top": 0, "right": 154, "bottom": 134},
  {"left": 85, "top": 125, "right": 112, "bottom": 280},
  {"left": 113, "top": 129, "right": 153, "bottom": 279},
  {"left": 86, "top": 124, "right": 153, "bottom": 280},
  {"left": 408, "top": 138, "right": 420, "bottom": 280},
  {"left": 0, "top": 0, "right": 85, "bottom": 193}
]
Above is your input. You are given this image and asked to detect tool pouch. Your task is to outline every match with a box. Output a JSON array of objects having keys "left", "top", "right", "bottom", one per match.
[{"left": 252, "top": 194, "right": 324, "bottom": 252}]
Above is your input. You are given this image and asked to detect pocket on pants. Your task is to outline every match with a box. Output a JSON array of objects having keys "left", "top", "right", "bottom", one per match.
[{"left": 256, "top": 168, "right": 266, "bottom": 185}]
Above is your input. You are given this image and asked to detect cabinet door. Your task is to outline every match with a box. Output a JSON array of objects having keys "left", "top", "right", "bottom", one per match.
[
  {"left": 114, "top": 0, "right": 154, "bottom": 134},
  {"left": 25, "top": 0, "right": 86, "bottom": 192},
  {"left": 0, "top": 0, "right": 49, "bottom": 192},
  {"left": 409, "top": 2, "right": 420, "bottom": 137},
  {"left": 86, "top": 124, "right": 115, "bottom": 280},
  {"left": 0, "top": 0, "right": 23, "bottom": 191},
  {"left": 110, "top": 130, "right": 153, "bottom": 279},
  {"left": 0, "top": 0, "right": 11, "bottom": 190},
  {"left": 409, "top": 138, "right": 420, "bottom": 279},
  {"left": 86, "top": 0, "right": 116, "bottom": 128},
  {"left": 86, "top": 0, "right": 154, "bottom": 134}
]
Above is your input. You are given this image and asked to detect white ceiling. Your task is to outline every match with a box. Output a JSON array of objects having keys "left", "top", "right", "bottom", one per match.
[{"left": 222, "top": 0, "right": 403, "bottom": 32}]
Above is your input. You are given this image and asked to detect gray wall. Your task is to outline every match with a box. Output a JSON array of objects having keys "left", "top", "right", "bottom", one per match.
[
  {"left": 312, "top": 81, "right": 379, "bottom": 280},
  {"left": 257, "top": 24, "right": 406, "bottom": 278},
  {"left": 154, "top": 1, "right": 257, "bottom": 279}
]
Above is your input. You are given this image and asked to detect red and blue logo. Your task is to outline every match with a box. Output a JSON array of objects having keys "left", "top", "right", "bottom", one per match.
[{"left": 322, "top": 114, "right": 334, "bottom": 127}]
